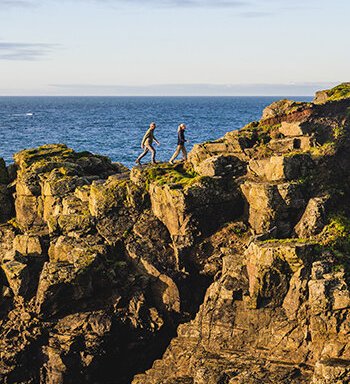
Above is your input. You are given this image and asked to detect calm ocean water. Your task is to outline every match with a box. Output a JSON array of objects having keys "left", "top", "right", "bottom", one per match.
[{"left": 0, "top": 96, "right": 312, "bottom": 168}]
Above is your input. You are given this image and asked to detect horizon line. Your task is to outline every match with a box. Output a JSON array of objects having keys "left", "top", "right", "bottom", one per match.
[
  {"left": 0, "top": 81, "right": 339, "bottom": 97},
  {"left": 0, "top": 94, "right": 314, "bottom": 97}
]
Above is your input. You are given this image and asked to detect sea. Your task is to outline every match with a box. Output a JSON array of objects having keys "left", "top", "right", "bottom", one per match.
[{"left": 0, "top": 96, "right": 312, "bottom": 169}]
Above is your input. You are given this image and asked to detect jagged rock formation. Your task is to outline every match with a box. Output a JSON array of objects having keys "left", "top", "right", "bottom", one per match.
[
  {"left": 133, "top": 83, "right": 350, "bottom": 384},
  {"left": 0, "top": 145, "right": 243, "bottom": 383},
  {"left": 1, "top": 83, "right": 350, "bottom": 383}
]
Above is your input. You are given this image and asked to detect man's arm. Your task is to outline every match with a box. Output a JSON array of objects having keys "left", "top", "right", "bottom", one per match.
[{"left": 154, "top": 135, "right": 160, "bottom": 145}]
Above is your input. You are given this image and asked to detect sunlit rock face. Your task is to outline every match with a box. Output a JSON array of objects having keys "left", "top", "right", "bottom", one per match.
[{"left": 1, "top": 83, "right": 350, "bottom": 384}]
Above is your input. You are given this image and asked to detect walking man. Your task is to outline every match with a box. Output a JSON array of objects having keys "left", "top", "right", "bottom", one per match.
[{"left": 135, "top": 122, "right": 160, "bottom": 165}]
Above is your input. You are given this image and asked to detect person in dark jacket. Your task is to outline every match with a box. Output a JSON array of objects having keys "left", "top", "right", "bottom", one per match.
[
  {"left": 135, "top": 122, "right": 160, "bottom": 165},
  {"left": 169, "top": 123, "right": 187, "bottom": 164}
]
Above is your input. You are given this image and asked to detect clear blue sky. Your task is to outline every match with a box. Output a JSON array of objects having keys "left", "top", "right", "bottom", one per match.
[{"left": 0, "top": 0, "right": 349, "bottom": 95}]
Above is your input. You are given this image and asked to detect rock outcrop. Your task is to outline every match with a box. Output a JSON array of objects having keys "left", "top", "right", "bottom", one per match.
[{"left": 1, "top": 83, "right": 350, "bottom": 383}]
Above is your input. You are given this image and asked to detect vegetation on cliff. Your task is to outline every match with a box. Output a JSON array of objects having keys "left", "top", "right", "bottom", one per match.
[{"left": 1, "top": 84, "right": 350, "bottom": 383}]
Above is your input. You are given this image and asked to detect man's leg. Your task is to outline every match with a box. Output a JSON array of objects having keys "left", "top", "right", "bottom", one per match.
[
  {"left": 147, "top": 143, "right": 156, "bottom": 163},
  {"left": 136, "top": 147, "right": 149, "bottom": 163}
]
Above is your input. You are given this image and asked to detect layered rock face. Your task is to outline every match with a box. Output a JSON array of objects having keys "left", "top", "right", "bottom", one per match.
[
  {"left": 133, "top": 83, "right": 350, "bottom": 384},
  {"left": 1, "top": 83, "right": 350, "bottom": 384},
  {"left": 0, "top": 144, "right": 243, "bottom": 383}
]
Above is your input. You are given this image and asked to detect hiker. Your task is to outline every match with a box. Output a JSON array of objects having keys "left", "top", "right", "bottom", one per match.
[
  {"left": 135, "top": 122, "right": 160, "bottom": 165},
  {"left": 169, "top": 123, "right": 187, "bottom": 164}
]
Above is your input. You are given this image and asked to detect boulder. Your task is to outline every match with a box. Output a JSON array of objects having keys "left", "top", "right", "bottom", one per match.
[
  {"left": 245, "top": 241, "right": 311, "bottom": 309},
  {"left": 188, "top": 136, "right": 249, "bottom": 172},
  {"left": 13, "top": 144, "right": 122, "bottom": 230},
  {"left": 313, "top": 91, "right": 330, "bottom": 105},
  {"left": 13, "top": 234, "right": 43, "bottom": 257},
  {"left": 241, "top": 181, "right": 305, "bottom": 236},
  {"left": 308, "top": 261, "right": 350, "bottom": 314},
  {"left": 311, "top": 359, "right": 350, "bottom": 383},
  {"left": 193, "top": 154, "right": 246, "bottom": 177},
  {"left": 267, "top": 136, "right": 313, "bottom": 153},
  {"left": 294, "top": 195, "right": 329, "bottom": 238},
  {"left": 248, "top": 154, "right": 313, "bottom": 181},
  {"left": 1, "top": 251, "right": 29, "bottom": 297},
  {"left": 261, "top": 99, "right": 295, "bottom": 119},
  {"left": 279, "top": 121, "right": 311, "bottom": 137},
  {"left": 150, "top": 176, "right": 243, "bottom": 248}
]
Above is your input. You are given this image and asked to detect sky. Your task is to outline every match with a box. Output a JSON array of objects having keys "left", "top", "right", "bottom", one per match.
[{"left": 0, "top": 0, "right": 349, "bottom": 96}]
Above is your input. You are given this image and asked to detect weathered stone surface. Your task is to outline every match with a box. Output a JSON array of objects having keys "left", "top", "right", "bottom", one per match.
[
  {"left": 193, "top": 154, "right": 246, "bottom": 177},
  {"left": 241, "top": 181, "right": 305, "bottom": 236},
  {"left": 0, "top": 184, "right": 13, "bottom": 223},
  {"left": 2, "top": 84, "right": 350, "bottom": 384},
  {"left": 36, "top": 240, "right": 115, "bottom": 316},
  {"left": 134, "top": 236, "right": 350, "bottom": 383},
  {"left": 313, "top": 82, "right": 350, "bottom": 104},
  {"left": 13, "top": 234, "right": 43, "bottom": 256},
  {"left": 188, "top": 136, "right": 250, "bottom": 174},
  {"left": 313, "top": 91, "right": 330, "bottom": 105},
  {"left": 308, "top": 260, "right": 350, "bottom": 314},
  {"left": 295, "top": 195, "right": 329, "bottom": 238},
  {"left": 189, "top": 221, "right": 249, "bottom": 277},
  {"left": 15, "top": 194, "right": 44, "bottom": 229},
  {"left": 311, "top": 359, "right": 350, "bottom": 383},
  {"left": 279, "top": 121, "right": 311, "bottom": 137},
  {"left": 245, "top": 242, "right": 294, "bottom": 309},
  {"left": 150, "top": 176, "right": 243, "bottom": 249},
  {"left": 267, "top": 136, "right": 313, "bottom": 153},
  {"left": 1, "top": 251, "right": 29, "bottom": 297},
  {"left": 248, "top": 154, "right": 313, "bottom": 181},
  {"left": 13, "top": 144, "right": 120, "bottom": 230},
  {"left": 0, "top": 225, "right": 16, "bottom": 261},
  {"left": 0, "top": 158, "right": 9, "bottom": 184},
  {"left": 131, "top": 83, "right": 350, "bottom": 384},
  {"left": 261, "top": 99, "right": 296, "bottom": 119},
  {"left": 150, "top": 183, "right": 191, "bottom": 241}
]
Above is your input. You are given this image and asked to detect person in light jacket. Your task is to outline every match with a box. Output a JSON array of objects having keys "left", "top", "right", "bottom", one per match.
[
  {"left": 169, "top": 123, "right": 187, "bottom": 164},
  {"left": 135, "top": 122, "right": 160, "bottom": 165}
]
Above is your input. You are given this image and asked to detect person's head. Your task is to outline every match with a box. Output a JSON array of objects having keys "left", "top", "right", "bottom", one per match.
[
  {"left": 178, "top": 123, "right": 186, "bottom": 131},
  {"left": 150, "top": 122, "right": 156, "bottom": 130}
]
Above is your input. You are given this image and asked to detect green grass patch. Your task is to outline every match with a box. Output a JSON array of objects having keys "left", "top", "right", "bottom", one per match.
[
  {"left": 144, "top": 163, "right": 200, "bottom": 189},
  {"left": 261, "top": 237, "right": 311, "bottom": 245},
  {"left": 326, "top": 83, "right": 350, "bottom": 102},
  {"left": 316, "top": 214, "right": 350, "bottom": 252},
  {"left": 312, "top": 214, "right": 350, "bottom": 270},
  {"left": 308, "top": 142, "right": 337, "bottom": 157},
  {"left": 6, "top": 218, "right": 22, "bottom": 232}
]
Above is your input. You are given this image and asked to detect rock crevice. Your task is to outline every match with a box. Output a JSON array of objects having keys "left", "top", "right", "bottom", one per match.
[{"left": 1, "top": 83, "right": 350, "bottom": 383}]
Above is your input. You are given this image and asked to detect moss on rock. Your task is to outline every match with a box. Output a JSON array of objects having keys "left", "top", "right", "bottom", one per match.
[{"left": 314, "top": 83, "right": 350, "bottom": 104}]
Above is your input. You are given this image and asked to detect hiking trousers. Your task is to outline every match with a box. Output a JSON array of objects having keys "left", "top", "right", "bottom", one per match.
[
  {"left": 137, "top": 141, "right": 156, "bottom": 163},
  {"left": 170, "top": 145, "right": 187, "bottom": 162}
]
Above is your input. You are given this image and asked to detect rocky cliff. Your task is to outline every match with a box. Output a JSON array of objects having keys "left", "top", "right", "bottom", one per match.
[{"left": 1, "top": 83, "right": 350, "bottom": 384}]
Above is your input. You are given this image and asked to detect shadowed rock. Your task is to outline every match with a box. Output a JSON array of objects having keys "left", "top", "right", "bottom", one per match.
[{"left": 1, "top": 84, "right": 350, "bottom": 384}]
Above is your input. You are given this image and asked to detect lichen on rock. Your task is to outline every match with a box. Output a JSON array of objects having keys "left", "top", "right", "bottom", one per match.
[{"left": 1, "top": 84, "right": 350, "bottom": 383}]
